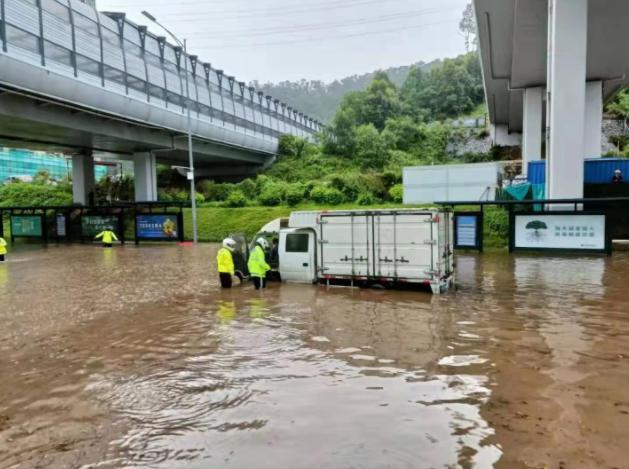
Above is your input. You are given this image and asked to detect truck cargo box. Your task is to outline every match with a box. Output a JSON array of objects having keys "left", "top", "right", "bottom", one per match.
[{"left": 279, "top": 209, "right": 454, "bottom": 294}]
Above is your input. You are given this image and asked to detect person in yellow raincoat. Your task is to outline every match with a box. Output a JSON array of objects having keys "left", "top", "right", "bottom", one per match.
[
  {"left": 248, "top": 237, "right": 271, "bottom": 290},
  {"left": 0, "top": 236, "right": 7, "bottom": 262},
  {"left": 217, "top": 238, "right": 237, "bottom": 288},
  {"left": 94, "top": 228, "right": 118, "bottom": 248}
]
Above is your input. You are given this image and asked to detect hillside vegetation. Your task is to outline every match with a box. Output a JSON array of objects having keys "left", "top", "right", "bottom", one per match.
[
  {"left": 156, "top": 52, "right": 489, "bottom": 209},
  {"left": 251, "top": 60, "right": 440, "bottom": 122}
]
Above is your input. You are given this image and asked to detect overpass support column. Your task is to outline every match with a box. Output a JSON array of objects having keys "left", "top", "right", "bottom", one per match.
[
  {"left": 546, "top": 0, "right": 588, "bottom": 200},
  {"left": 584, "top": 81, "right": 603, "bottom": 158},
  {"left": 72, "top": 153, "right": 95, "bottom": 206},
  {"left": 134, "top": 152, "right": 158, "bottom": 202},
  {"left": 522, "top": 87, "right": 544, "bottom": 177}
]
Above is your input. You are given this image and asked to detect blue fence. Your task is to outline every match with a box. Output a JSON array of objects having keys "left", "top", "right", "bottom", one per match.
[{"left": 528, "top": 158, "right": 629, "bottom": 185}]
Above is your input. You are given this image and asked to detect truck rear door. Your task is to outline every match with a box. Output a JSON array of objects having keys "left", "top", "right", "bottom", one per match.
[
  {"left": 373, "top": 213, "right": 435, "bottom": 280},
  {"left": 319, "top": 213, "right": 372, "bottom": 277}
]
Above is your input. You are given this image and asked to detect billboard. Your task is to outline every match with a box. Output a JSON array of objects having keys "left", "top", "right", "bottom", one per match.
[
  {"left": 81, "top": 215, "right": 119, "bottom": 237},
  {"left": 11, "top": 215, "right": 43, "bottom": 237},
  {"left": 136, "top": 214, "right": 179, "bottom": 240},
  {"left": 514, "top": 213, "right": 607, "bottom": 252}
]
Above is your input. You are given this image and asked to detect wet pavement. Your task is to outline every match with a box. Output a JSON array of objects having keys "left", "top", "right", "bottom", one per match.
[{"left": 0, "top": 244, "right": 628, "bottom": 468}]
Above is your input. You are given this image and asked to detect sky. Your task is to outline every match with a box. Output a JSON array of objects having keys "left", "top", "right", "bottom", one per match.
[{"left": 97, "top": 0, "right": 469, "bottom": 85}]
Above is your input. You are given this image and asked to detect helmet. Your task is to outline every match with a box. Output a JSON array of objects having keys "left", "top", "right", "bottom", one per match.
[
  {"left": 256, "top": 237, "right": 269, "bottom": 250},
  {"left": 615, "top": 169, "right": 622, "bottom": 174},
  {"left": 223, "top": 238, "right": 237, "bottom": 250}
]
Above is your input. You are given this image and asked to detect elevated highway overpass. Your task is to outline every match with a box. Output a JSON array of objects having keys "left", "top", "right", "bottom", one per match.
[
  {"left": 474, "top": 0, "right": 629, "bottom": 199},
  {"left": 0, "top": 0, "right": 322, "bottom": 203}
]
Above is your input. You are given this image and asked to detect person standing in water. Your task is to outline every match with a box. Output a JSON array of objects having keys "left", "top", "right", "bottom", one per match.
[
  {"left": 0, "top": 236, "right": 7, "bottom": 262},
  {"left": 248, "top": 238, "right": 271, "bottom": 290},
  {"left": 217, "top": 238, "right": 237, "bottom": 289},
  {"left": 94, "top": 228, "right": 118, "bottom": 248}
]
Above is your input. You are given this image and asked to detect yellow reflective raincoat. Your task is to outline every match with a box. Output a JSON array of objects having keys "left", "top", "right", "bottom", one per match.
[
  {"left": 248, "top": 245, "right": 270, "bottom": 278},
  {"left": 0, "top": 237, "right": 7, "bottom": 255},
  {"left": 95, "top": 230, "right": 118, "bottom": 244},
  {"left": 217, "top": 247, "right": 235, "bottom": 275}
]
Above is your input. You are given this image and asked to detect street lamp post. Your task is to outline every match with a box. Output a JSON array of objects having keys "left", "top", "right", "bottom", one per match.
[{"left": 142, "top": 10, "right": 198, "bottom": 244}]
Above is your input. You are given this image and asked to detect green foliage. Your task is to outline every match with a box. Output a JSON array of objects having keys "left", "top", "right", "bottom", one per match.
[
  {"left": 258, "top": 181, "right": 285, "bottom": 206},
  {"left": 158, "top": 189, "right": 173, "bottom": 202},
  {"left": 484, "top": 207, "right": 509, "bottom": 247},
  {"left": 251, "top": 61, "right": 436, "bottom": 122},
  {"left": 310, "top": 185, "right": 345, "bottom": 205},
  {"left": 382, "top": 116, "right": 425, "bottom": 152},
  {"left": 284, "top": 183, "right": 306, "bottom": 206},
  {"left": 354, "top": 124, "right": 390, "bottom": 169},
  {"left": 278, "top": 135, "right": 316, "bottom": 159},
  {"left": 195, "top": 192, "right": 205, "bottom": 204},
  {"left": 95, "top": 175, "right": 134, "bottom": 203},
  {"left": 0, "top": 182, "right": 73, "bottom": 207},
  {"left": 236, "top": 179, "right": 257, "bottom": 200},
  {"left": 357, "top": 192, "right": 378, "bottom": 206},
  {"left": 400, "top": 53, "right": 484, "bottom": 121},
  {"left": 389, "top": 184, "right": 404, "bottom": 203},
  {"left": 225, "top": 189, "right": 247, "bottom": 208},
  {"left": 607, "top": 90, "right": 629, "bottom": 124},
  {"left": 197, "top": 180, "right": 233, "bottom": 202}
]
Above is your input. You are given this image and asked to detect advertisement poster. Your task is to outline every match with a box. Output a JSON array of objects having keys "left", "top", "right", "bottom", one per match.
[
  {"left": 136, "top": 215, "right": 179, "bottom": 240},
  {"left": 514, "top": 214, "right": 606, "bottom": 251},
  {"left": 11, "top": 216, "right": 43, "bottom": 237},
  {"left": 455, "top": 215, "right": 478, "bottom": 248},
  {"left": 81, "top": 215, "right": 119, "bottom": 237}
]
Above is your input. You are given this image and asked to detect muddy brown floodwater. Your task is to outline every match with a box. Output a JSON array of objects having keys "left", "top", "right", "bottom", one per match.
[{"left": 0, "top": 244, "right": 628, "bottom": 468}]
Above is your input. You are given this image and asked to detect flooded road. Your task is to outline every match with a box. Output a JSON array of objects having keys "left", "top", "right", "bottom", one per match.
[{"left": 1, "top": 244, "right": 628, "bottom": 468}]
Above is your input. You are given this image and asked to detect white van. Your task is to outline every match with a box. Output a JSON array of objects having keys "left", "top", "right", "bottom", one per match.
[{"left": 257, "top": 209, "right": 454, "bottom": 294}]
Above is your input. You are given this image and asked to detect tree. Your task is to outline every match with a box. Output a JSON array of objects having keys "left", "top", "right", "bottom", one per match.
[
  {"left": 400, "top": 53, "right": 484, "bottom": 121},
  {"left": 460, "top": 3, "right": 478, "bottom": 52},
  {"left": 354, "top": 124, "right": 390, "bottom": 169},
  {"left": 359, "top": 71, "right": 402, "bottom": 131}
]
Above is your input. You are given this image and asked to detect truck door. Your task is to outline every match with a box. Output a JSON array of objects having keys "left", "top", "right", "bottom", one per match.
[
  {"left": 278, "top": 230, "right": 316, "bottom": 283},
  {"left": 374, "top": 213, "right": 434, "bottom": 279},
  {"left": 320, "top": 214, "right": 372, "bottom": 277}
]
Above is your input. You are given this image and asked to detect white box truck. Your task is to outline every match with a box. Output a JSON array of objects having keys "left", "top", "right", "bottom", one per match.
[{"left": 256, "top": 209, "right": 454, "bottom": 294}]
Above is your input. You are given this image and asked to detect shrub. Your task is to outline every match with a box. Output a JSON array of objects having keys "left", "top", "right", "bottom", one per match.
[
  {"left": 173, "top": 190, "right": 190, "bottom": 202},
  {"left": 310, "top": 185, "right": 345, "bottom": 205},
  {"left": 0, "top": 182, "right": 72, "bottom": 207},
  {"left": 197, "top": 180, "right": 233, "bottom": 201},
  {"left": 389, "top": 184, "right": 404, "bottom": 203},
  {"left": 157, "top": 189, "right": 173, "bottom": 202},
  {"left": 284, "top": 183, "right": 306, "bottom": 206},
  {"left": 258, "top": 182, "right": 285, "bottom": 206},
  {"left": 357, "top": 192, "right": 378, "bottom": 206},
  {"left": 236, "top": 178, "right": 257, "bottom": 199},
  {"left": 195, "top": 192, "right": 205, "bottom": 204},
  {"left": 225, "top": 189, "right": 247, "bottom": 208}
]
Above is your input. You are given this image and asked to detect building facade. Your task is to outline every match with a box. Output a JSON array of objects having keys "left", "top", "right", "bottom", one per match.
[{"left": 0, "top": 148, "right": 107, "bottom": 183}]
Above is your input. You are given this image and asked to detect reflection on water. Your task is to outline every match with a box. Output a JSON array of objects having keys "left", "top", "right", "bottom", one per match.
[{"left": 1, "top": 245, "right": 629, "bottom": 468}]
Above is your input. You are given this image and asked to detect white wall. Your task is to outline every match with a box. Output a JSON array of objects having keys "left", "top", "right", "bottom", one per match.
[
  {"left": 490, "top": 124, "right": 523, "bottom": 147},
  {"left": 403, "top": 162, "right": 503, "bottom": 204}
]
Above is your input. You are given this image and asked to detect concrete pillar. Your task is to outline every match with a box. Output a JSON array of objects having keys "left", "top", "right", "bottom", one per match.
[
  {"left": 134, "top": 152, "right": 158, "bottom": 202},
  {"left": 522, "top": 87, "right": 544, "bottom": 177},
  {"left": 72, "top": 153, "right": 95, "bottom": 206},
  {"left": 546, "top": 0, "right": 588, "bottom": 200},
  {"left": 584, "top": 80, "right": 603, "bottom": 158}
]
